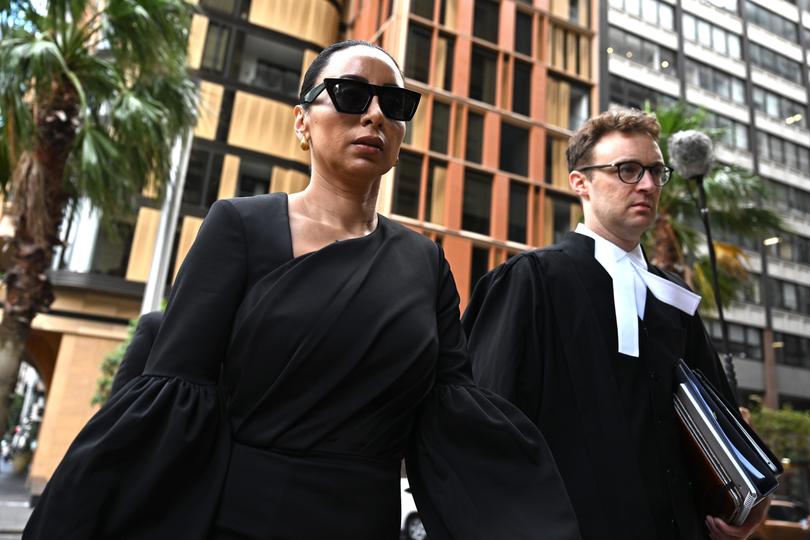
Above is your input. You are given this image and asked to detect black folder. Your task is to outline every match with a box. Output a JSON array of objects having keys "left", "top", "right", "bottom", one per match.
[{"left": 674, "top": 359, "right": 781, "bottom": 526}]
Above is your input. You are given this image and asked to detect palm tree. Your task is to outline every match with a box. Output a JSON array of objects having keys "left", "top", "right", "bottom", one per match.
[
  {"left": 0, "top": 0, "right": 198, "bottom": 427},
  {"left": 644, "top": 103, "right": 784, "bottom": 312}
]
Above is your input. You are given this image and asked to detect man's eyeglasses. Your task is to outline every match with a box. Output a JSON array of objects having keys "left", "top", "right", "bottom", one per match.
[
  {"left": 301, "top": 78, "right": 421, "bottom": 122},
  {"left": 574, "top": 161, "right": 673, "bottom": 187}
]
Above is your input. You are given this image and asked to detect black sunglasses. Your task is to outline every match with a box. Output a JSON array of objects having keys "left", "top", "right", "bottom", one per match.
[
  {"left": 301, "top": 78, "right": 421, "bottom": 121},
  {"left": 575, "top": 160, "right": 673, "bottom": 186}
]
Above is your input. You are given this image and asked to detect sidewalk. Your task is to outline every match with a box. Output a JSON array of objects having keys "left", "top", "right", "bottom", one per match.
[{"left": 0, "top": 459, "right": 32, "bottom": 539}]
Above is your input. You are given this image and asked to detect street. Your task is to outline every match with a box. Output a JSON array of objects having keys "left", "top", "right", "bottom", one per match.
[{"left": 0, "top": 459, "right": 31, "bottom": 539}]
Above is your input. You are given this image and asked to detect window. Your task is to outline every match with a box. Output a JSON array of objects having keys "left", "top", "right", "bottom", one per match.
[
  {"left": 545, "top": 135, "right": 569, "bottom": 189},
  {"left": 707, "top": 321, "right": 762, "bottom": 361},
  {"left": 411, "top": 0, "right": 434, "bottom": 18},
  {"left": 87, "top": 221, "right": 135, "bottom": 277},
  {"left": 200, "top": 0, "right": 238, "bottom": 16},
  {"left": 758, "top": 131, "right": 810, "bottom": 171},
  {"left": 425, "top": 159, "right": 447, "bottom": 224},
  {"left": 405, "top": 23, "right": 432, "bottom": 83},
  {"left": 515, "top": 11, "right": 533, "bottom": 56},
  {"left": 745, "top": 1, "right": 798, "bottom": 42},
  {"left": 200, "top": 22, "right": 230, "bottom": 73},
  {"left": 766, "top": 180, "right": 810, "bottom": 218},
  {"left": 696, "top": 109, "right": 749, "bottom": 151},
  {"left": 500, "top": 123, "right": 529, "bottom": 176},
  {"left": 469, "top": 45, "right": 498, "bottom": 104},
  {"left": 543, "top": 195, "right": 581, "bottom": 245},
  {"left": 229, "top": 33, "right": 304, "bottom": 98},
  {"left": 550, "top": 0, "right": 590, "bottom": 24},
  {"left": 462, "top": 169, "right": 493, "bottom": 234},
  {"left": 512, "top": 60, "right": 532, "bottom": 116},
  {"left": 612, "top": 0, "right": 673, "bottom": 29},
  {"left": 749, "top": 43, "right": 802, "bottom": 84},
  {"left": 550, "top": 24, "right": 591, "bottom": 77},
  {"left": 682, "top": 14, "right": 743, "bottom": 59},
  {"left": 547, "top": 76, "right": 590, "bottom": 130},
  {"left": 608, "top": 74, "right": 677, "bottom": 110},
  {"left": 685, "top": 60, "right": 746, "bottom": 104},
  {"left": 392, "top": 152, "right": 423, "bottom": 218},
  {"left": 183, "top": 149, "right": 223, "bottom": 208},
  {"left": 752, "top": 86, "right": 806, "bottom": 127},
  {"left": 473, "top": 0, "right": 500, "bottom": 43},
  {"left": 607, "top": 26, "right": 676, "bottom": 74},
  {"left": 466, "top": 111, "right": 484, "bottom": 163},
  {"left": 774, "top": 332, "right": 810, "bottom": 368},
  {"left": 436, "top": 33, "right": 455, "bottom": 90},
  {"left": 430, "top": 101, "right": 451, "bottom": 154},
  {"left": 236, "top": 159, "right": 271, "bottom": 198},
  {"left": 508, "top": 181, "right": 529, "bottom": 243}
]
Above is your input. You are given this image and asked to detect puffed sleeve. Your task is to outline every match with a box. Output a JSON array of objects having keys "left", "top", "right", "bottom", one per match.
[
  {"left": 23, "top": 199, "right": 247, "bottom": 540},
  {"left": 404, "top": 247, "right": 582, "bottom": 540}
]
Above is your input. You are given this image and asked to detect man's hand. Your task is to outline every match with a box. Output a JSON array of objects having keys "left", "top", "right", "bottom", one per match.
[{"left": 706, "top": 498, "right": 770, "bottom": 540}]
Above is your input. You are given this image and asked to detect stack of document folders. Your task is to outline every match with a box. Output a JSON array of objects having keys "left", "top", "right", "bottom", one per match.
[{"left": 673, "top": 359, "right": 782, "bottom": 526}]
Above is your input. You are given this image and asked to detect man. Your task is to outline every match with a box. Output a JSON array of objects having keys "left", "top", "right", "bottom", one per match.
[{"left": 463, "top": 109, "right": 766, "bottom": 540}]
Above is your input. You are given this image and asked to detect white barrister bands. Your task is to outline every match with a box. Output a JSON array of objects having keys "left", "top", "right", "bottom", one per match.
[{"left": 576, "top": 224, "right": 701, "bottom": 357}]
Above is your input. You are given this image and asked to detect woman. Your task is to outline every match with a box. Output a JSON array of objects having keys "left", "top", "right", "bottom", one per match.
[{"left": 24, "top": 40, "right": 581, "bottom": 540}]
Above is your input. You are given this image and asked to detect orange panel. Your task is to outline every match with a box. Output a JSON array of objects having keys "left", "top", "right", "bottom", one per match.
[
  {"left": 482, "top": 111, "right": 501, "bottom": 170},
  {"left": 442, "top": 235, "right": 472, "bottom": 309},
  {"left": 491, "top": 174, "right": 509, "bottom": 241}
]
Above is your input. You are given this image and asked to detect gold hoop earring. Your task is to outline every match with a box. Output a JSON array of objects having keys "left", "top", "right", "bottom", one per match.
[{"left": 300, "top": 138, "right": 310, "bottom": 151}]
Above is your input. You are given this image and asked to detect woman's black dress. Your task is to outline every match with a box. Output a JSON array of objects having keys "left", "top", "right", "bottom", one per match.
[{"left": 24, "top": 193, "right": 581, "bottom": 540}]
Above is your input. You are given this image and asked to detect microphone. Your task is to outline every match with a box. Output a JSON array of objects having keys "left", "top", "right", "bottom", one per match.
[
  {"left": 667, "top": 129, "right": 739, "bottom": 397},
  {"left": 668, "top": 130, "right": 714, "bottom": 180}
]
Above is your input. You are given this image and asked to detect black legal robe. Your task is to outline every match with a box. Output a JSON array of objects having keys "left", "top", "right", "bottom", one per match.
[
  {"left": 463, "top": 232, "right": 739, "bottom": 540},
  {"left": 24, "top": 194, "right": 581, "bottom": 540}
]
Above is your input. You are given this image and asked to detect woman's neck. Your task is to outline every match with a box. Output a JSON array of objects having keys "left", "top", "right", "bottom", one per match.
[{"left": 294, "top": 171, "right": 380, "bottom": 236}]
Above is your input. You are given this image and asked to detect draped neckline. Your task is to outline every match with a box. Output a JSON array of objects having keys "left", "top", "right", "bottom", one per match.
[{"left": 281, "top": 192, "right": 384, "bottom": 263}]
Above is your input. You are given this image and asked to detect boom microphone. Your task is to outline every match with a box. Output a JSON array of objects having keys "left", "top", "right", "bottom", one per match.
[{"left": 668, "top": 130, "right": 714, "bottom": 180}]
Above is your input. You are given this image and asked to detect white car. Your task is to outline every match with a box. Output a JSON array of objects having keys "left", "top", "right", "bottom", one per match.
[{"left": 400, "top": 478, "right": 427, "bottom": 540}]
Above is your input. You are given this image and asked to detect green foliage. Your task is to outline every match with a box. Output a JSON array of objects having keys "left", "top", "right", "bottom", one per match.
[
  {"left": 6, "top": 393, "right": 23, "bottom": 431},
  {"left": 642, "top": 103, "right": 786, "bottom": 310},
  {"left": 91, "top": 317, "right": 137, "bottom": 405},
  {"left": 0, "top": 0, "right": 198, "bottom": 212},
  {"left": 750, "top": 400, "right": 810, "bottom": 463}
]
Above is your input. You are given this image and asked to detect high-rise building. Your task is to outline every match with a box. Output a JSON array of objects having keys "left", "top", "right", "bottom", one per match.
[{"left": 601, "top": 0, "right": 810, "bottom": 412}]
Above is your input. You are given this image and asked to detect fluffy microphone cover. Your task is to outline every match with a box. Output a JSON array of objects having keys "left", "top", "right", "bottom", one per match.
[{"left": 668, "top": 130, "right": 714, "bottom": 179}]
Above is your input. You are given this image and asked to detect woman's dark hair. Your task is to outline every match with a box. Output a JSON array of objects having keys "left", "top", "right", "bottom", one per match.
[{"left": 298, "top": 40, "right": 403, "bottom": 107}]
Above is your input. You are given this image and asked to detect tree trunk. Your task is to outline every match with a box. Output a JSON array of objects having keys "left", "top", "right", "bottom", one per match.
[
  {"left": 0, "top": 81, "right": 77, "bottom": 429},
  {"left": 651, "top": 212, "right": 686, "bottom": 278}
]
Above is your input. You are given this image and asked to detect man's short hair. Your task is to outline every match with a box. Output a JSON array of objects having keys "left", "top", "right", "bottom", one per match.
[{"left": 566, "top": 108, "right": 661, "bottom": 172}]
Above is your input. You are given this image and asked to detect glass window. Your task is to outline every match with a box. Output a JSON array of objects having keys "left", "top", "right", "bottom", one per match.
[
  {"left": 430, "top": 101, "right": 451, "bottom": 154},
  {"left": 512, "top": 60, "right": 532, "bottom": 116},
  {"left": 405, "top": 23, "right": 432, "bottom": 83},
  {"left": 625, "top": 0, "right": 641, "bottom": 17},
  {"left": 500, "top": 123, "right": 529, "bottom": 176},
  {"left": 230, "top": 33, "right": 303, "bottom": 98},
  {"left": 437, "top": 33, "right": 455, "bottom": 91},
  {"left": 466, "top": 111, "right": 484, "bottom": 163},
  {"left": 237, "top": 159, "right": 271, "bottom": 198},
  {"left": 515, "top": 11, "right": 533, "bottom": 56},
  {"left": 462, "top": 169, "right": 493, "bottom": 234},
  {"left": 200, "top": 0, "right": 237, "bottom": 14},
  {"left": 683, "top": 14, "right": 696, "bottom": 41},
  {"left": 392, "top": 152, "right": 422, "bottom": 218},
  {"left": 641, "top": 0, "right": 657, "bottom": 24},
  {"left": 659, "top": 3, "right": 673, "bottom": 29},
  {"left": 697, "top": 19, "right": 712, "bottom": 47},
  {"left": 731, "top": 79, "right": 745, "bottom": 104},
  {"left": 712, "top": 27, "right": 727, "bottom": 54},
  {"left": 201, "top": 23, "right": 230, "bottom": 73},
  {"left": 728, "top": 34, "right": 741, "bottom": 58},
  {"left": 425, "top": 159, "right": 447, "bottom": 224},
  {"left": 473, "top": 0, "right": 500, "bottom": 43},
  {"left": 469, "top": 45, "right": 498, "bottom": 104},
  {"left": 508, "top": 181, "right": 529, "bottom": 243},
  {"left": 569, "top": 83, "right": 590, "bottom": 129},
  {"left": 411, "top": 0, "right": 434, "bottom": 18}
]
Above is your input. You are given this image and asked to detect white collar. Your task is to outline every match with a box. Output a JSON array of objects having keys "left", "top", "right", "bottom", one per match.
[{"left": 574, "top": 223, "right": 701, "bottom": 357}]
